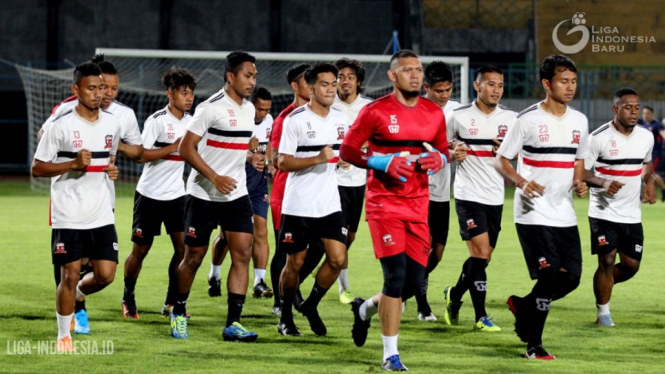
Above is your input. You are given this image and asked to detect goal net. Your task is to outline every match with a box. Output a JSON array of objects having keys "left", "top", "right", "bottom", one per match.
[{"left": 17, "top": 49, "right": 469, "bottom": 195}]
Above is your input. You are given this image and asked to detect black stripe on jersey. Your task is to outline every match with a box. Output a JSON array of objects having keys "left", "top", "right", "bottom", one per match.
[
  {"left": 153, "top": 141, "right": 172, "bottom": 148},
  {"left": 457, "top": 137, "right": 497, "bottom": 146},
  {"left": 57, "top": 151, "right": 110, "bottom": 159},
  {"left": 288, "top": 107, "right": 306, "bottom": 118},
  {"left": 523, "top": 145, "right": 577, "bottom": 154},
  {"left": 591, "top": 124, "right": 610, "bottom": 136},
  {"left": 296, "top": 144, "right": 341, "bottom": 152},
  {"left": 517, "top": 105, "right": 538, "bottom": 118},
  {"left": 102, "top": 110, "right": 113, "bottom": 115},
  {"left": 597, "top": 158, "right": 644, "bottom": 165},
  {"left": 113, "top": 100, "right": 130, "bottom": 107},
  {"left": 209, "top": 93, "right": 225, "bottom": 103},
  {"left": 453, "top": 103, "right": 472, "bottom": 111},
  {"left": 371, "top": 138, "right": 427, "bottom": 148},
  {"left": 152, "top": 110, "right": 167, "bottom": 119},
  {"left": 208, "top": 128, "right": 253, "bottom": 138},
  {"left": 53, "top": 109, "right": 73, "bottom": 122}
]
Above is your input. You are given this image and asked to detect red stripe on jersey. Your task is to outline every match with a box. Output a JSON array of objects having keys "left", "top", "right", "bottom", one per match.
[
  {"left": 596, "top": 167, "right": 641, "bottom": 177},
  {"left": 206, "top": 139, "right": 247, "bottom": 150},
  {"left": 163, "top": 154, "right": 184, "bottom": 161},
  {"left": 328, "top": 157, "right": 340, "bottom": 164},
  {"left": 467, "top": 150, "right": 494, "bottom": 158},
  {"left": 523, "top": 157, "right": 574, "bottom": 169},
  {"left": 78, "top": 165, "right": 109, "bottom": 172}
]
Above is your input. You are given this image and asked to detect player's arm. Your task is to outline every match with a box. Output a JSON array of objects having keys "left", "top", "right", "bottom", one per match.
[
  {"left": 572, "top": 159, "right": 588, "bottom": 198},
  {"left": 118, "top": 141, "right": 144, "bottom": 161},
  {"left": 494, "top": 120, "right": 545, "bottom": 198},
  {"left": 118, "top": 111, "right": 145, "bottom": 160},
  {"left": 642, "top": 161, "right": 657, "bottom": 203},
  {"left": 32, "top": 150, "right": 91, "bottom": 177},
  {"left": 138, "top": 140, "right": 181, "bottom": 163},
  {"left": 279, "top": 147, "right": 334, "bottom": 172},
  {"left": 179, "top": 130, "right": 237, "bottom": 194},
  {"left": 419, "top": 113, "right": 450, "bottom": 174},
  {"left": 265, "top": 142, "right": 275, "bottom": 175},
  {"left": 581, "top": 138, "right": 624, "bottom": 196}
]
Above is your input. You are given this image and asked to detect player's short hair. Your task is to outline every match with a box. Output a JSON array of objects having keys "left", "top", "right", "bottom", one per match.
[
  {"left": 224, "top": 51, "right": 256, "bottom": 82},
  {"left": 250, "top": 86, "right": 272, "bottom": 103},
  {"left": 334, "top": 58, "right": 366, "bottom": 93},
  {"left": 304, "top": 63, "right": 339, "bottom": 86},
  {"left": 540, "top": 55, "right": 577, "bottom": 82},
  {"left": 89, "top": 54, "right": 118, "bottom": 75},
  {"left": 475, "top": 65, "right": 503, "bottom": 82},
  {"left": 643, "top": 105, "right": 654, "bottom": 113},
  {"left": 613, "top": 87, "right": 638, "bottom": 104},
  {"left": 162, "top": 66, "right": 197, "bottom": 91},
  {"left": 425, "top": 61, "right": 453, "bottom": 86},
  {"left": 389, "top": 49, "right": 419, "bottom": 70},
  {"left": 73, "top": 62, "right": 102, "bottom": 85},
  {"left": 286, "top": 63, "right": 311, "bottom": 85}
]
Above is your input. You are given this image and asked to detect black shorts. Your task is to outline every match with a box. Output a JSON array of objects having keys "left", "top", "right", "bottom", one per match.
[
  {"left": 183, "top": 195, "right": 254, "bottom": 247},
  {"left": 455, "top": 199, "right": 503, "bottom": 248},
  {"left": 589, "top": 217, "right": 644, "bottom": 261},
  {"left": 131, "top": 192, "right": 186, "bottom": 245},
  {"left": 339, "top": 185, "right": 365, "bottom": 233},
  {"left": 279, "top": 212, "right": 347, "bottom": 254},
  {"left": 249, "top": 191, "right": 269, "bottom": 220},
  {"left": 428, "top": 200, "right": 450, "bottom": 246},
  {"left": 51, "top": 224, "right": 119, "bottom": 266},
  {"left": 515, "top": 223, "right": 582, "bottom": 280}
]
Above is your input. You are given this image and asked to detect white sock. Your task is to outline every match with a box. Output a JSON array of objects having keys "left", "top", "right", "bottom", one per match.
[
  {"left": 57, "top": 312, "right": 73, "bottom": 340},
  {"left": 360, "top": 298, "right": 377, "bottom": 321},
  {"left": 254, "top": 269, "right": 266, "bottom": 286},
  {"left": 401, "top": 301, "right": 406, "bottom": 314},
  {"left": 382, "top": 334, "right": 399, "bottom": 361},
  {"left": 76, "top": 286, "right": 86, "bottom": 299},
  {"left": 209, "top": 264, "right": 221, "bottom": 281},
  {"left": 597, "top": 302, "right": 610, "bottom": 316},
  {"left": 338, "top": 269, "right": 350, "bottom": 294}
]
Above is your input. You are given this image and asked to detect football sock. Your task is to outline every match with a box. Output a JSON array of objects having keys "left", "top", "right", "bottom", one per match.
[
  {"left": 468, "top": 257, "right": 488, "bottom": 322},
  {"left": 57, "top": 312, "right": 74, "bottom": 340},
  {"left": 382, "top": 334, "right": 399, "bottom": 361},
  {"left": 305, "top": 281, "right": 328, "bottom": 309},
  {"left": 280, "top": 295, "right": 294, "bottom": 323},
  {"left": 76, "top": 286, "right": 86, "bottom": 299},
  {"left": 123, "top": 276, "right": 137, "bottom": 302},
  {"left": 526, "top": 273, "right": 555, "bottom": 347},
  {"left": 270, "top": 249, "right": 287, "bottom": 308},
  {"left": 450, "top": 258, "right": 472, "bottom": 301},
  {"left": 425, "top": 249, "right": 439, "bottom": 274},
  {"left": 209, "top": 264, "right": 221, "bottom": 281},
  {"left": 74, "top": 300, "right": 86, "bottom": 313},
  {"left": 172, "top": 292, "right": 189, "bottom": 315},
  {"left": 338, "top": 269, "right": 350, "bottom": 294},
  {"left": 597, "top": 302, "right": 610, "bottom": 316},
  {"left": 226, "top": 293, "right": 245, "bottom": 327},
  {"left": 360, "top": 297, "right": 377, "bottom": 321},
  {"left": 415, "top": 275, "right": 430, "bottom": 312},
  {"left": 254, "top": 269, "right": 266, "bottom": 287}
]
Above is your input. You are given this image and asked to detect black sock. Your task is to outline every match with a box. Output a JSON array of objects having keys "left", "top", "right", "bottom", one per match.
[
  {"left": 75, "top": 299, "right": 86, "bottom": 313},
  {"left": 165, "top": 251, "right": 180, "bottom": 305},
  {"left": 280, "top": 294, "right": 294, "bottom": 323},
  {"left": 450, "top": 258, "right": 472, "bottom": 301},
  {"left": 526, "top": 274, "right": 555, "bottom": 347},
  {"left": 226, "top": 293, "right": 245, "bottom": 327},
  {"left": 304, "top": 281, "right": 329, "bottom": 310},
  {"left": 299, "top": 244, "right": 325, "bottom": 283},
  {"left": 425, "top": 250, "right": 439, "bottom": 274},
  {"left": 415, "top": 275, "right": 430, "bottom": 313},
  {"left": 123, "top": 276, "right": 137, "bottom": 302},
  {"left": 467, "top": 257, "right": 488, "bottom": 322},
  {"left": 172, "top": 292, "right": 189, "bottom": 315},
  {"left": 270, "top": 246, "right": 287, "bottom": 308}
]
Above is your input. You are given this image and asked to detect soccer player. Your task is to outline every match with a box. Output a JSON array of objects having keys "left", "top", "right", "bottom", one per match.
[
  {"left": 170, "top": 51, "right": 258, "bottom": 342},
  {"left": 583, "top": 88, "right": 657, "bottom": 327},
  {"left": 207, "top": 86, "right": 274, "bottom": 299},
  {"left": 276, "top": 63, "right": 349, "bottom": 337},
  {"left": 121, "top": 67, "right": 196, "bottom": 318},
  {"left": 268, "top": 63, "right": 314, "bottom": 316},
  {"left": 332, "top": 58, "right": 373, "bottom": 304},
  {"left": 494, "top": 55, "right": 589, "bottom": 360},
  {"left": 443, "top": 65, "right": 516, "bottom": 331},
  {"left": 32, "top": 62, "right": 121, "bottom": 352},
  {"left": 416, "top": 60, "right": 462, "bottom": 321},
  {"left": 341, "top": 50, "right": 449, "bottom": 371}
]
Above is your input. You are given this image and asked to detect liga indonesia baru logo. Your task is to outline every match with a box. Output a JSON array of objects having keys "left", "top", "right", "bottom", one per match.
[{"left": 552, "top": 12, "right": 656, "bottom": 54}]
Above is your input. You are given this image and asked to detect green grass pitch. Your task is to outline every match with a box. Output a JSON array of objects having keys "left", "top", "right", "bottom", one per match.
[{"left": 1, "top": 181, "right": 664, "bottom": 373}]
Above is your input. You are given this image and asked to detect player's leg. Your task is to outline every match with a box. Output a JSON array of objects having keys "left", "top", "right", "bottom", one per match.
[
  {"left": 418, "top": 200, "right": 448, "bottom": 321},
  {"left": 208, "top": 232, "right": 228, "bottom": 297},
  {"left": 590, "top": 217, "right": 618, "bottom": 326},
  {"left": 277, "top": 214, "right": 310, "bottom": 336},
  {"left": 293, "top": 238, "right": 325, "bottom": 312},
  {"left": 269, "top": 199, "right": 285, "bottom": 312},
  {"left": 337, "top": 185, "right": 364, "bottom": 304},
  {"left": 78, "top": 225, "right": 119, "bottom": 296},
  {"left": 613, "top": 222, "right": 643, "bottom": 284},
  {"left": 52, "top": 229, "right": 83, "bottom": 351},
  {"left": 162, "top": 195, "right": 186, "bottom": 316},
  {"left": 251, "top": 211, "right": 273, "bottom": 298}
]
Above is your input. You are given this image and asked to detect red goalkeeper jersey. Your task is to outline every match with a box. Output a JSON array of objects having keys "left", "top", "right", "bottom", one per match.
[{"left": 341, "top": 93, "right": 448, "bottom": 222}]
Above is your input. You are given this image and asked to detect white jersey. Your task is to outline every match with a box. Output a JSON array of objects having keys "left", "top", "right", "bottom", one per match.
[
  {"left": 429, "top": 99, "right": 462, "bottom": 202},
  {"left": 333, "top": 95, "right": 373, "bottom": 187},
  {"left": 497, "top": 102, "right": 589, "bottom": 227},
  {"left": 253, "top": 114, "right": 273, "bottom": 152},
  {"left": 34, "top": 109, "right": 121, "bottom": 229},
  {"left": 449, "top": 101, "right": 517, "bottom": 205},
  {"left": 586, "top": 121, "right": 653, "bottom": 223},
  {"left": 186, "top": 89, "right": 254, "bottom": 202},
  {"left": 279, "top": 104, "right": 349, "bottom": 218},
  {"left": 136, "top": 106, "right": 191, "bottom": 201}
]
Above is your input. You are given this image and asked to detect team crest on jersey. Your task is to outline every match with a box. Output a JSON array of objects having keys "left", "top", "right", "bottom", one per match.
[
  {"left": 263, "top": 194, "right": 269, "bottom": 202},
  {"left": 598, "top": 235, "right": 609, "bottom": 246},
  {"left": 228, "top": 109, "right": 235, "bottom": 117},
  {"left": 337, "top": 126, "right": 345, "bottom": 140},
  {"left": 187, "top": 226, "right": 197, "bottom": 238},
  {"left": 538, "top": 257, "right": 550, "bottom": 269},
  {"left": 466, "top": 219, "right": 477, "bottom": 230},
  {"left": 283, "top": 233, "right": 294, "bottom": 243},
  {"left": 571, "top": 130, "right": 581, "bottom": 144},
  {"left": 307, "top": 131, "right": 316, "bottom": 138},
  {"left": 230, "top": 119, "right": 237, "bottom": 127},
  {"left": 54, "top": 242, "right": 66, "bottom": 254},
  {"left": 382, "top": 234, "right": 395, "bottom": 246},
  {"left": 105, "top": 135, "right": 113, "bottom": 149},
  {"left": 497, "top": 124, "right": 508, "bottom": 138},
  {"left": 635, "top": 244, "right": 643, "bottom": 253},
  {"left": 135, "top": 228, "right": 143, "bottom": 238}
]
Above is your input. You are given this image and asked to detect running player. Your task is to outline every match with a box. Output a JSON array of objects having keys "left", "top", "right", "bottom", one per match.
[
  {"left": 443, "top": 65, "right": 516, "bottom": 331},
  {"left": 32, "top": 61, "right": 121, "bottom": 352},
  {"left": 495, "top": 55, "right": 588, "bottom": 360},
  {"left": 341, "top": 50, "right": 449, "bottom": 371},
  {"left": 170, "top": 51, "right": 258, "bottom": 342},
  {"left": 332, "top": 58, "right": 373, "bottom": 304},
  {"left": 416, "top": 60, "right": 462, "bottom": 321},
  {"left": 276, "top": 63, "right": 349, "bottom": 337},
  {"left": 583, "top": 87, "right": 657, "bottom": 326},
  {"left": 207, "top": 86, "right": 274, "bottom": 299},
  {"left": 122, "top": 67, "right": 196, "bottom": 318}
]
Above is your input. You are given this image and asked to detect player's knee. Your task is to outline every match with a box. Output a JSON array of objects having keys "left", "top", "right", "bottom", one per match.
[
  {"left": 598, "top": 253, "right": 616, "bottom": 271},
  {"left": 380, "top": 255, "right": 407, "bottom": 298},
  {"left": 132, "top": 243, "right": 152, "bottom": 260},
  {"left": 286, "top": 253, "right": 305, "bottom": 272},
  {"left": 552, "top": 271, "right": 580, "bottom": 301},
  {"left": 325, "top": 251, "right": 346, "bottom": 271},
  {"left": 94, "top": 271, "right": 115, "bottom": 287},
  {"left": 61, "top": 266, "right": 79, "bottom": 289}
]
